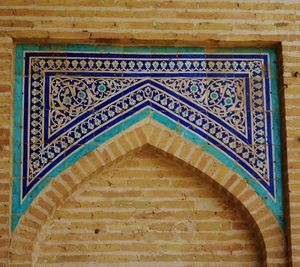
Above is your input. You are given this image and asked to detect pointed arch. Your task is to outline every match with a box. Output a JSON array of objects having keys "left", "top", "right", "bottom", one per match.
[{"left": 10, "top": 118, "right": 286, "bottom": 266}]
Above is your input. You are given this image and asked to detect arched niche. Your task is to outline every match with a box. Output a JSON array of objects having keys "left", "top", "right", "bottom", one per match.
[{"left": 10, "top": 120, "right": 286, "bottom": 266}]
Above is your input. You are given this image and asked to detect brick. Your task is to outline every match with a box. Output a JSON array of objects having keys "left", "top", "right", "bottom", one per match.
[
  {"left": 28, "top": 206, "right": 47, "bottom": 222},
  {"left": 117, "top": 134, "right": 132, "bottom": 153},
  {"left": 107, "top": 141, "right": 122, "bottom": 158},
  {"left": 23, "top": 148, "right": 266, "bottom": 265},
  {"left": 126, "top": 131, "right": 140, "bottom": 149},
  {"left": 2, "top": 1, "right": 298, "bottom": 264},
  {"left": 135, "top": 127, "right": 147, "bottom": 145},
  {"left": 148, "top": 126, "right": 162, "bottom": 146},
  {"left": 74, "top": 160, "right": 92, "bottom": 179},
  {"left": 156, "top": 130, "right": 172, "bottom": 149}
]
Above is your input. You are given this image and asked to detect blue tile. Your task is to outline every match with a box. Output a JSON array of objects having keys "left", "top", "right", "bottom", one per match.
[{"left": 12, "top": 44, "right": 284, "bottom": 231}]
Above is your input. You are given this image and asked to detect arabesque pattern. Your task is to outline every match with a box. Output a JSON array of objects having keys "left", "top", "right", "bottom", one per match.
[{"left": 13, "top": 46, "right": 282, "bottom": 229}]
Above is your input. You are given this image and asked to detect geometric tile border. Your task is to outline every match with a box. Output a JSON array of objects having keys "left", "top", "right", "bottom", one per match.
[{"left": 13, "top": 45, "right": 283, "bottom": 230}]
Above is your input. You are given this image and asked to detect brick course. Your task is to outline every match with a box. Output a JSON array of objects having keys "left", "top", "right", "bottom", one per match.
[
  {"left": 34, "top": 147, "right": 264, "bottom": 266},
  {"left": 9, "top": 122, "right": 286, "bottom": 266},
  {"left": 0, "top": 1, "right": 299, "bottom": 265}
]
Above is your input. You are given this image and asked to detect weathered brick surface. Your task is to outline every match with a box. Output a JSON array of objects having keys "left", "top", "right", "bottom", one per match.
[
  {"left": 0, "top": 36, "right": 12, "bottom": 267},
  {"left": 9, "top": 122, "right": 286, "bottom": 266},
  {"left": 33, "top": 148, "right": 264, "bottom": 267},
  {"left": 0, "top": 0, "right": 298, "bottom": 265}
]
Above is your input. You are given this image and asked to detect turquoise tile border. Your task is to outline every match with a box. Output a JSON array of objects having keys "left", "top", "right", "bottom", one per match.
[{"left": 12, "top": 44, "right": 284, "bottom": 231}]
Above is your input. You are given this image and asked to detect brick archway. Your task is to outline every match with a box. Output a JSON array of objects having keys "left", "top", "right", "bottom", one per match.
[{"left": 10, "top": 118, "right": 286, "bottom": 266}]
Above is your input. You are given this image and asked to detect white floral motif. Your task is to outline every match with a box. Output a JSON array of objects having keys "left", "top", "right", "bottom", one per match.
[{"left": 22, "top": 52, "right": 275, "bottom": 203}]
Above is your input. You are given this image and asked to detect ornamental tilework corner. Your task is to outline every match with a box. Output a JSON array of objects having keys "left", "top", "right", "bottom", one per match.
[{"left": 13, "top": 45, "right": 283, "bottom": 230}]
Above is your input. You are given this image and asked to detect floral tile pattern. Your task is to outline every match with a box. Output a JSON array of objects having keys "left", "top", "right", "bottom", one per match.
[{"left": 13, "top": 45, "right": 283, "bottom": 230}]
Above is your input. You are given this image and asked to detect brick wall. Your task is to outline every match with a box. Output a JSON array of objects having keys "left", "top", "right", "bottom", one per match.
[
  {"left": 0, "top": 37, "right": 13, "bottom": 267},
  {"left": 9, "top": 121, "right": 285, "bottom": 266},
  {"left": 33, "top": 147, "right": 264, "bottom": 266},
  {"left": 0, "top": 0, "right": 299, "bottom": 265}
]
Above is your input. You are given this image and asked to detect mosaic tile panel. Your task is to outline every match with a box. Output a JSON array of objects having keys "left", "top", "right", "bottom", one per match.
[{"left": 13, "top": 45, "right": 283, "bottom": 230}]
